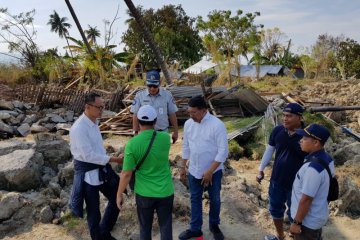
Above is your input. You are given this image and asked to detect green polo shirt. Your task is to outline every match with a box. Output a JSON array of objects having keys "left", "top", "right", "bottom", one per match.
[{"left": 123, "top": 129, "right": 174, "bottom": 197}]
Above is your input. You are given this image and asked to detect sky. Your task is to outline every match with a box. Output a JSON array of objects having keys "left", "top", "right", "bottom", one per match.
[{"left": 1, "top": 0, "right": 360, "bottom": 62}]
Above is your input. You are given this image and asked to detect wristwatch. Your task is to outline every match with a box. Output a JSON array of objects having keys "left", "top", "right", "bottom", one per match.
[{"left": 293, "top": 219, "right": 302, "bottom": 226}]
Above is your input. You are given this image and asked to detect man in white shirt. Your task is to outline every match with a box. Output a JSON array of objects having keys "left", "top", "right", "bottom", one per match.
[
  {"left": 179, "top": 96, "right": 228, "bottom": 240},
  {"left": 69, "top": 92, "right": 123, "bottom": 240}
]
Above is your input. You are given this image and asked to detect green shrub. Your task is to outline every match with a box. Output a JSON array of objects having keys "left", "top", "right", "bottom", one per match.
[
  {"left": 228, "top": 140, "right": 244, "bottom": 159},
  {"left": 303, "top": 112, "right": 336, "bottom": 140}
]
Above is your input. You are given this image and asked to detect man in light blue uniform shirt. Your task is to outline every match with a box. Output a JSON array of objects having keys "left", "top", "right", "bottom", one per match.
[
  {"left": 290, "top": 124, "right": 335, "bottom": 240},
  {"left": 130, "top": 70, "right": 179, "bottom": 143}
]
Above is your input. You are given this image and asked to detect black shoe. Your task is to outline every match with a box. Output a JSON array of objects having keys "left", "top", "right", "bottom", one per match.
[
  {"left": 101, "top": 232, "right": 117, "bottom": 240},
  {"left": 210, "top": 225, "right": 224, "bottom": 240},
  {"left": 178, "top": 229, "right": 203, "bottom": 240}
]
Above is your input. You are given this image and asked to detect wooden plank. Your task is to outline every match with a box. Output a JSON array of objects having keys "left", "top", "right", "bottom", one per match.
[
  {"left": 99, "top": 106, "right": 131, "bottom": 130},
  {"left": 64, "top": 76, "right": 83, "bottom": 90}
]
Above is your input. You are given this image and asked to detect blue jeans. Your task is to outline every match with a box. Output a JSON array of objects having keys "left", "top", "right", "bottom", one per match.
[
  {"left": 136, "top": 194, "right": 174, "bottom": 240},
  {"left": 188, "top": 170, "right": 223, "bottom": 231},
  {"left": 268, "top": 181, "right": 292, "bottom": 220}
]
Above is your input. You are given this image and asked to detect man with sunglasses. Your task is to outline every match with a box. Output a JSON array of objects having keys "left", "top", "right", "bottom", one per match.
[
  {"left": 130, "top": 70, "right": 179, "bottom": 143},
  {"left": 69, "top": 92, "right": 123, "bottom": 240}
]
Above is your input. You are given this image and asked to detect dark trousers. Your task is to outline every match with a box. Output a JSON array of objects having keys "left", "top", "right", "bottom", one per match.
[
  {"left": 188, "top": 170, "right": 223, "bottom": 231},
  {"left": 136, "top": 194, "right": 174, "bottom": 240},
  {"left": 84, "top": 181, "right": 120, "bottom": 240},
  {"left": 295, "top": 225, "right": 322, "bottom": 240}
]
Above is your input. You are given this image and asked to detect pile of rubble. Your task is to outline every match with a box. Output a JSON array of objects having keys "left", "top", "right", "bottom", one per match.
[
  {"left": 296, "top": 80, "right": 360, "bottom": 132},
  {"left": 0, "top": 99, "right": 75, "bottom": 139}
]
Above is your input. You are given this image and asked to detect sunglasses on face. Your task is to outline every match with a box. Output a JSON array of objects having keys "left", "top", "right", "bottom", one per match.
[
  {"left": 88, "top": 104, "right": 105, "bottom": 110},
  {"left": 147, "top": 84, "right": 159, "bottom": 89}
]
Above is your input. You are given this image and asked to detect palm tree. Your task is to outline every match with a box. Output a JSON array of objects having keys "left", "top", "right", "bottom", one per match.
[
  {"left": 123, "top": 0, "right": 172, "bottom": 85},
  {"left": 64, "top": 0, "right": 94, "bottom": 55},
  {"left": 85, "top": 25, "right": 101, "bottom": 46},
  {"left": 48, "top": 10, "right": 73, "bottom": 57}
]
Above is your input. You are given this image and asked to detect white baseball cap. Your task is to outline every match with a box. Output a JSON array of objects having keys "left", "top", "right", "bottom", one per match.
[{"left": 137, "top": 105, "right": 157, "bottom": 121}]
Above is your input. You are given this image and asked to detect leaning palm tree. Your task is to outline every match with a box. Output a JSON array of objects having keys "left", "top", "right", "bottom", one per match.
[
  {"left": 123, "top": 0, "right": 172, "bottom": 85},
  {"left": 48, "top": 10, "right": 73, "bottom": 57},
  {"left": 64, "top": 0, "right": 94, "bottom": 55},
  {"left": 85, "top": 25, "right": 101, "bottom": 46}
]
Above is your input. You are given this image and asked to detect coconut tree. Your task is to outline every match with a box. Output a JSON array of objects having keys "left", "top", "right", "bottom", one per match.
[
  {"left": 48, "top": 10, "right": 73, "bottom": 57},
  {"left": 64, "top": 0, "right": 94, "bottom": 55},
  {"left": 85, "top": 25, "right": 101, "bottom": 46}
]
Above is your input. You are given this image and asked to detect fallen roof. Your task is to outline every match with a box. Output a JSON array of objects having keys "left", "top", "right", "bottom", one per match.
[
  {"left": 183, "top": 59, "right": 218, "bottom": 74},
  {"left": 231, "top": 65, "right": 286, "bottom": 78}
]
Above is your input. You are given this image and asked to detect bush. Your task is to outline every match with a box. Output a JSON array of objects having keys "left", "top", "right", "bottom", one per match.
[
  {"left": 303, "top": 112, "right": 336, "bottom": 140},
  {"left": 228, "top": 140, "right": 244, "bottom": 159}
]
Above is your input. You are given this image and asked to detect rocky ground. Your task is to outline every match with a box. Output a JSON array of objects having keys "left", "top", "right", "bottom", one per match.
[
  {"left": 1, "top": 131, "right": 360, "bottom": 240},
  {"left": 0, "top": 79, "right": 360, "bottom": 240}
]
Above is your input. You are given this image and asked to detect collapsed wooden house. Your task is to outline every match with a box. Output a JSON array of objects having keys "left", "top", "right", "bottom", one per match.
[{"left": 9, "top": 82, "right": 269, "bottom": 136}]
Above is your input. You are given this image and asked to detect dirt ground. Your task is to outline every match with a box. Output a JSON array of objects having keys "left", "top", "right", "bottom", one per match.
[{"left": 3, "top": 134, "right": 360, "bottom": 240}]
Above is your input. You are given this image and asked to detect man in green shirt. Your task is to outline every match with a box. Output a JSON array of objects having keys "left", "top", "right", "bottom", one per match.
[{"left": 117, "top": 105, "right": 174, "bottom": 240}]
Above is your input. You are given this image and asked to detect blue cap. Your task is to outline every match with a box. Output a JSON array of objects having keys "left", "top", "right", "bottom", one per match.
[
  {"left": 283, "top": 103, "right": 304, "bottom": 116},
  {"left": 296, "top": 123, "right": 330, "bottom": 144},
  {"left": 146, "top": 70, "right": 160, "bottom": 86}
]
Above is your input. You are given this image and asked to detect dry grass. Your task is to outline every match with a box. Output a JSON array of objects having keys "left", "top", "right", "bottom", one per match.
[{"left": 0, "top": 63, "right": 31, "bottom": 85}]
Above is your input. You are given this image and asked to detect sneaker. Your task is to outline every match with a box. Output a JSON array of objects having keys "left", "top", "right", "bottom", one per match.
[
  {"left": 264, "top": 234, "right": 284, "bottom": 240},
  {"left": 210, "top": 225, "right": 224, "bottom": 240},
  {"left": 178, "top": 229, "right": 203, "bottom": 240}
]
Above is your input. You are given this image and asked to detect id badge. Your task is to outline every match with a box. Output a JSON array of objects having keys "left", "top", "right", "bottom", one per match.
[{"left": 159, "top": 107, "right": 164, "bottom": 115}]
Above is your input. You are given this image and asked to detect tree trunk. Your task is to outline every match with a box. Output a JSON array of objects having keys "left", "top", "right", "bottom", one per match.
[
  {"left": 123, "top": 0, "right": 172, "bottom": 85},
  {"left": 65, "top": 34, "right": 74, "bottom": 58},
  {"left": 226, "top": 54, "right": 232, "bottom": 86},
  {"left": 234, "top": 54, "right": 241, "bottom": 83},
  {"left": 64, "top": 0, "right": 94, "bottom": 55}
]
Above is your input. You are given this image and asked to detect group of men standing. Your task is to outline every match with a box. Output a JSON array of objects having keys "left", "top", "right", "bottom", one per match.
[
  {"left": 69, "top": 70, "right": 335, "bottom": 240},
  {"left": 259, "top": 103, "right": 335, "bottom": 240},
  {"left": 69, "top": 70, "right": 228, "bottom": 240}
]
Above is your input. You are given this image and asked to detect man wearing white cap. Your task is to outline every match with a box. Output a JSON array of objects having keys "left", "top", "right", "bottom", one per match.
[
  {"left": 117, "top": 105, "right": 174, "bottom": 240},
  {"left": 130, "top": 70, "right": 179, "bottom": 143}
]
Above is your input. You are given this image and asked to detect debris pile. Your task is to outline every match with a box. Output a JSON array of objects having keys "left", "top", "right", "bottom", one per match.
[{"left": 296, "top": 80, "right": 360, "bottom": 132}]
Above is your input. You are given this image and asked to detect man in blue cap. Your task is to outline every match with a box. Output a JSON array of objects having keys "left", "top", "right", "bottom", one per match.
[
  {"left": 257, "top": 103, "right": 307, "bottom": 240},
  {"left": 290, "top": 124, "right": 334, "bottom": 240},
  {"left": 131, "top": 70, "right": 179, "bottom": 143}
]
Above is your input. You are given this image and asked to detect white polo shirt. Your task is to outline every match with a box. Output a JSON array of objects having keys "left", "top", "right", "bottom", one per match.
[{"left": 182, "top": 112, "right": 229, "bottom": 179}]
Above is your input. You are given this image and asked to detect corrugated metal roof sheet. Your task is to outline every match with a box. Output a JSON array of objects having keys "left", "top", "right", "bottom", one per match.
[
  {"left": 231, "top": 65, "right": 285, "bottom": 78},
  {"left": 183, "top": 59, "right": 218, "bottom": 74}
]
